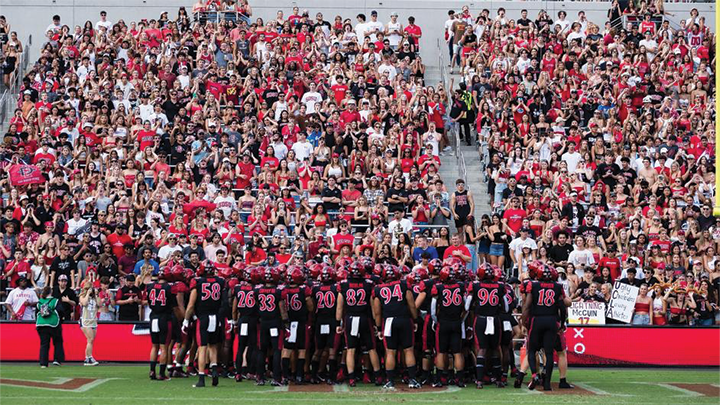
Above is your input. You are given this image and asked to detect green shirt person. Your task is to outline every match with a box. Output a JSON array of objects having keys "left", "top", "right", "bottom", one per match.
[{"left": 35, "top": 286, "right": 65, "bottom": 367}]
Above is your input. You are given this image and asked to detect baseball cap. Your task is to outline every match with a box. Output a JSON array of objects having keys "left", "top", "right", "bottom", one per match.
[{"left": 58, "top": 274, "right": 69, "bottom": 281}]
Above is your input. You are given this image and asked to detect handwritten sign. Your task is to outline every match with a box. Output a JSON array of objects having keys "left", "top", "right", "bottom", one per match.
[
  {"left": 568, "top": 301, "right": 606, "bottom": 325},
  {"left": 606, "top": 282, "right": 639, "bottom": 323}
]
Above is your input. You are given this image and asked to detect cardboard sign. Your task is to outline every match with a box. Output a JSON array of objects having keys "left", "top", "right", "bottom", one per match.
[
  {"left": 568, "top": 301, "right": 606, "bottom": 325},
  {"left": 606, "top": 282, "right": 639, "bottom": 323}
]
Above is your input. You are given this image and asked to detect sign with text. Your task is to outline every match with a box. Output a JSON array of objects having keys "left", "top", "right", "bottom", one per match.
[
  {"left": 606, "top": 282, "right": 639, "bottom": 323},
  {"left": 568, "top": 301, "right": 606, "bottom": 325}
]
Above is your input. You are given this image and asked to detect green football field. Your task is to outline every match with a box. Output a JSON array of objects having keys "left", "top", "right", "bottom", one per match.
[{"left": 0, "top": 364, "right": 718, "bottom": 405}]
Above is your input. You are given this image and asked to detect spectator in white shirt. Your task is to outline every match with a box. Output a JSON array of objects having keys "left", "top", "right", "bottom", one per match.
[
  {"left": 95, "top": 11, "right": 113, "bottom": 31},
  {"left": 387, "top": 209, "right": 413, "bottom": 246},
  {"left": 355, "top": 13, "right": 368, "bottom": 42},
  {"left": 291, "top": 133, "right": 314, "bottom": 161},
  {"left": 5, "top": 276, "right": 39, "bottom": 321},
  {"left": 365, "top": 10, "right": 384, "bottom": 42},
  {"left": 300, "top": 82, "right": 322, "bottom": 114},
  {"left": 568, "top": 236, "right": 596, "bottom": 276},
  {"left": 158, "top": 235, "right": 183, "bottom": 262}
]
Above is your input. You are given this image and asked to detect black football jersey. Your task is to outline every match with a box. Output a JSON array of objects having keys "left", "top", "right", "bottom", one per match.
[
  {"left": 373, "top": 280, "right": 411, "bottom": 318},
  {"left": 190, "top": 276, "right": 226, "bottom": 316},
  {"left": 312, "top": 284, "right": 338, "bottom": 319},
  {"left": 282, "top": 285, "right": 312, "bottom": 321},
  {"left": 146, "top": 282, "right": 176, "bottom": 316},
  {"left": 233, "top": 282, "right": 257, "bottom": 317},
  {"left": 254, "top": 286, "right": 283, "bottom": 320},
  {"left": 527, "top": 281, "right": 565, "bottom": 317},
  {"left": 468, "top": 281, "right": 502, "bottom": 316},
  {"left": 431, "top": 282, "right": 465, "bottom": 321},
  {"left": 339, "top": 279, "right": 373, "bottom": 316}
]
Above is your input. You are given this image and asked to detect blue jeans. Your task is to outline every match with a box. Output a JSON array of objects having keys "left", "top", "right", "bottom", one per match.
[
  {"left": 466, "top": 244, "right": 477, "bottom": 272},
  {"left": 696, "top": 318, "right": 714, "bottom": 326}
]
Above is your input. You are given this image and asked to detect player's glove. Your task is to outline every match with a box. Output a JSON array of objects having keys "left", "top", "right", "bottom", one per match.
[
  {"left": 182, "top": 319, "right": 190, "bottom": 335},
  {"left": 226, "top": 320, "right": 236, "bottom": 333}
]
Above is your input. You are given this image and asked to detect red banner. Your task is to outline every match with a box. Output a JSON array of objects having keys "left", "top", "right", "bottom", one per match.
[
  {"left": 0, "top": 322, "right": 151, "bottom": 362},
  {"left": 8, "top": 164, "right": 45, "bottom": 186},
  {"left": 2, "top": 322, "right": 718, "bottom": 366},
  {"left": 565, "top": 326, "right": 720, "bottom": 366}
]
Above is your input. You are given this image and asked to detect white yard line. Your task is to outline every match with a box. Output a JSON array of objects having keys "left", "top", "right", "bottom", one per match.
[{"left": 655, "top": 383, "right": 704, "bottom": 397}]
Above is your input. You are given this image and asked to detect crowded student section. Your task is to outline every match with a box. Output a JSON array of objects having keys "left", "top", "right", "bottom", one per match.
[{"left": 0, "top": 0, "right": 717, "bottom": 390}]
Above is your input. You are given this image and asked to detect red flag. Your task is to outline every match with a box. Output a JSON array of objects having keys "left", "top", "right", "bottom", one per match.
[{"left": 8, "top": 164, "right": 46, "bottom": 186}]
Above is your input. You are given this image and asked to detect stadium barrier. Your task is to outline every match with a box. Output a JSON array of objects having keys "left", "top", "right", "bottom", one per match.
[
  {"left": 2, "top": 321, "right": 718, "bottom": 365},
  {"left": 565, "top": 325, "right": 720, "bottom": 366},
  {"left": 1, "top": 321, "right": 151, "bottom": 362}
]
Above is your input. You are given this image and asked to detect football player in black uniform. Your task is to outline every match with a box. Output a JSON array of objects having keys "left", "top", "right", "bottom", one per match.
[
  {"left": 254, "top": 267, "right": 287, "bottom": 386},
  {"left": 232, "top": 266, "right": 259, "bottom": 382},
  {"left": 311, "top": 266, "right": 339, "bottom": 384},
  {"left": 144, "top": 267, "right": 178, "bottom": 380},
  {"left": 372, "top": 265, "right": 420, "bottom": 389},
  {"left": 337, "top": 261, "right": 381, "bottom": 386},
  {"left": 281, "top": 266, "right": 315, "bottom": 384},
  {"left": 430, "top": 266, "right": 466, "bottom": 387},
  {"left": 411, "top": 258, "right": 440, "bottom": 385},
  {"left": 520, "top": 265, "right": 570, "bottom": 391},
  {"left": 467, "top": 263, "right": 505, "bottom": 388},
  {"left": 183, "top": 265, "right": 227, "bottom": 387}
]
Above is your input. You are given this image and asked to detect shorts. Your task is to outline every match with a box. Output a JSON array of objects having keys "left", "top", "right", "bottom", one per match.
[
  {"left": 314, "top": 318, "right": 337, "bottom": 351},
  {"left": 150, "top": 315, "right": 173, "bottom": 345},
  {"left": 489, "top": 243, "right": 504, "bottom": 256},
  {"left": 500, "top": 314, "right": 518, "bottom": 346},
  {"left": 80, "top": 319, "right": 98, "bottom": 329},
  {"left": 195, "top": 314, "right": 223, "bottom": 346},
  {"left": 436, "top": 319, "right": 463, "bottom": 354},
  {"left": 284, "top": 320, "right": 311, "bottom": 351},
  {"left": 631, "top": 313, "right": 651, "bottom": 325},
  {"left": 344, "top": 315, "right": 376, "bottom": 351},
  {"left": 477, "top": 240, "right": 490, "bottom": 254},
  {"left": 383, "top": 317, "right": 414, "bottom": 351},
  {"left": 258, "top": 318, "right": 284, "bottom": 352},
  {"left": 473, "top": 316, "right": 500, "bottom": 349}
]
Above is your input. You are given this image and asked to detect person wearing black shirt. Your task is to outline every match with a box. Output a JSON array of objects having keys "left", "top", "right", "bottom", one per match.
[
  {"left": 572, "top": 268, "right": 596, "bottom": 300},
  {"left": 50, "top": 248, "right": 77, "bottom": 287},
  {"left": 580, "top": 283, "right": 606, "bottom": 303},
  {"left": 618, "top": 157, "right": 636, "bottom": 185},
  {"left": 517, "top": 10, "right": 533, "bottom": 30},
  {"left": 162, "top": 92, "right": 182, "bottom": 123},
  {"left": 52, "top": 275, "right": 78, "bottom": 321},
  {"left": 548, "top": 232, "right": 573, "bottom": 264},
  {"left": 577, "top": 213, "right": 603, "bottom": 243},
  {"left": 386, "top": 178, "right": 409, "bottom": 213},
  {"left": 596, "top": 155, "right": 620, "bottom": 189},
  {"left": 697, "top": 206, "right": 715, "bottom": 230},
  {"left": 618, "top": 268, "right": 643, "bottom": 288},
  {"left": 116, "top": 274, "right": 141, "bottom": 321},
  {"left": 322, "top": 176, "right": 342, "bottom": 213},
  {"left": 397, "top": 42, "right": 416, "bottom": 62}
]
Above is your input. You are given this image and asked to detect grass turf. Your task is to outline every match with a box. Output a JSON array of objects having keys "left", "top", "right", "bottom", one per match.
[{"left": 0, "top": 364, "right": 718, "bottom": 405}]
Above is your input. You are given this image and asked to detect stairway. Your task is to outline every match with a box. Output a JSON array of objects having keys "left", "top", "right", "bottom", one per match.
[{"left": 438, "top": 142, "right": 492, "bottom": 233}]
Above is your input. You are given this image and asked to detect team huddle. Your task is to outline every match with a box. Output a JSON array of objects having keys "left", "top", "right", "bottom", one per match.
[{"left": 140, "top": 257, "right": 573, "bottom": 390}]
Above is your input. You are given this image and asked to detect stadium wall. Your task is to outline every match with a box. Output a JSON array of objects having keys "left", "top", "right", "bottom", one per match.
[
  {"left": 1, "top": 1, "right": 715, "bottom": 63},
  {"left": 2, "top": 321, "right": 719, "bottom": 366}
]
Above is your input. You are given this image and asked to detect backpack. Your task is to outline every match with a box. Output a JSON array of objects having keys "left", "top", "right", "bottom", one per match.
[{"left": 38, "top": 300, "right": 53, "bottom": 318}]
